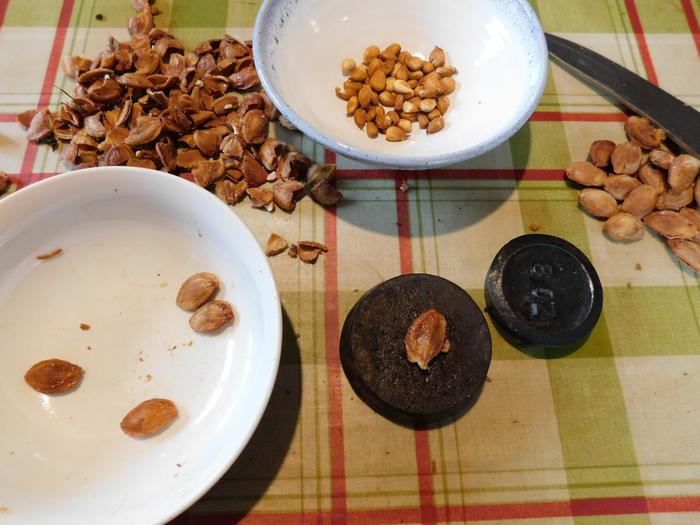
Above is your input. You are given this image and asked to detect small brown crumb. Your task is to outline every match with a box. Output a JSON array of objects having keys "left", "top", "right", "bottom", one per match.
[
  {"left": 399, "top": 180, "right": 410, "bottom": 192},
  {"left": 176, "top": 463, "right": 183, "bottom": 468},
  {"left": 485, "top": 376, "right": 493, "bottom": 383},
  {"left": 95, "top": 13, "right": 103, "bottom": 21},
  {"left": 288, "top": 243, "right": 298, "bottom": 258},
  {"left": 36, "top": 248, "right": 63, "bottom": 260},
  {"left": 168, "top": 345, "right": 177, "bottom": 351},
  {"left": 634, "top": 262, "right": 642, "bottom": 271},
  {"left": 529, "top": 223, "right": 540, "bottom": 232},
  {"left": 0, "top": 506, "right": 8, "bottom": 514},
  {"left": 185, "top": 340, "right": 193, "bottom": 347},
  {"left": 294, "top": 332, "right": 300, "bottom": 339},
  {"left": 138, "top": 356, "right": 144, "bottom": 362},
  {"left": 86, "top": 345, "right": 91, "bottom": 351},
  {"left": 266, "top": 233, "right": 288, "bottom": 256},
  {"left": 145, "top": 374, "right": 152, "bottom": 382},
  {"left": 80, "top": 323, "right": 91, "bottom": 331}
]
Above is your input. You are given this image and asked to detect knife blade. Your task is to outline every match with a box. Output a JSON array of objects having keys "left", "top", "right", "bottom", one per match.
[{"left": 545, "top": 33, "right": 700, "bottom": 158}]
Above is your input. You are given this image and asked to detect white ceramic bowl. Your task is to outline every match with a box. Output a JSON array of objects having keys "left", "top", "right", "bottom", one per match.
[
  {"left": 254, "top": 0, "right": 548, "bottom": 168},
  {"left": 0, "top": 167, "right": 281, "bottom": 524}
]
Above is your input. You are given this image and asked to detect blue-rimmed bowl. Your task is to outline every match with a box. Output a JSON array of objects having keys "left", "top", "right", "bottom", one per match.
[{"left": 254, "top": 0, "right": 548, "bottom": 169}]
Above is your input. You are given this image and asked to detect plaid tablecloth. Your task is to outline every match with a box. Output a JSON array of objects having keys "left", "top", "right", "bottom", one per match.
[{"left": 2, "top": 1, "right": 700, "bottom": 523}]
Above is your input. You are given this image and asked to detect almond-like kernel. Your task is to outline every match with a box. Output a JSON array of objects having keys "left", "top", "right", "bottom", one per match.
[
  {"left": 427, "top": 108, "right": 441, "bottom": 120},
  {"left": 358, "top": 86, "right": 373, "bottom": 108},
  {"left": 363, "top": 45, "right": 380, "bottom": 65},
  {"left": 611, "top": 141, "right": 642, "bottom": 175},
  {"left": 353, "top": 108, "right": 367, "bottom": 129},
  {"left": 405, "top": 308, "right": 450, "bottom": 370},
  {"left": 419, "top": 98, "right": 437, "bottom": 113},
  {"left": 369, "top": 70, "right": 386, "bottom": 92},
  {"left": 386, "top": 126, "right": 407, "bottom": 142},
  {"left": 426, "top": 116, "right": 444, "bottom": 134},
  {"left": 189, "top": 300, "right": 234, "bottom": 333},
  {"left": 406, "top": 55, "right": 423, "bottom": 71},
  {"left": 668, "top": 239, "right": 700, "bottom": 272},
  {"left": 436, "top": 66, "right": 457, "bottom": 77},
  {"left": 589, "top": 140, "right": 616, "bottom": 168},
  {"left": 417, "top": 85, "right": 440, "bottom": 99},
  {"left": 379, "top": 58, "right": 396, "bottom": 75},
  {"left": 579, "top": 188, "right": 619, "bottom": 218},
  {"left": 398, "top": 119, "right": 412, "bottom": 133},
  {"left": 417, "top": 113, "right": 429, "bottom": 129},
  {"left": 393, "top": 79, "right": 413, "bottom": 95},
  {"left": 603, "top": 213, "right": 645, "bottom": 242},
  {"left": 366, "top": 107, "right": 376, "bottom": 122},
  {"left": 638, "top": 162, "right": 666, "bottom": 195},
  {"left": 436, "top": 96, "right": 449, "bottom": 115},
  {"left": 379, "top": 90, "right": 395, "bottom": 107},
  {"left": 440, "top": 76, "right": 456, "bottom": 95},
  {"left": 621, "top": 184, "right": 657, "bottom": 218},
  {"left": 649, "top": 149, "right": 675, "bottom": 170},
  {"left": 429, "top": 46, "right": 446, "bottom": 68},
  {"left": 603, "top": 175, "right": 641, "bottom": 201},
  {"left": 387, "top": 110, "right": 400, "bottom": 125},
  {"left": 401, "top": 100, "right": 419, "bottom": 113},
  {"left": 625, "top": 115, "right": 666, "bottom": 148},
  {"left": 667, "top": 154, "right": 700, "bottom": 191},
  {"left": 176, "top": 272, "right": 220, "bottom": 311},
  {"left": 349, "top": 65, "right": 368, "bottom": 82},
  {"left": 341, "top": 58, "right": 356, "bottom": 76},
  {"left": 393, "top": 94, "right": 404, "bottom": 112},
  {"left": 346, "top": 96, "right": 359, "bottom": 116},
  {"left": 643, "top": 210, "right": 698, "bottom": 239},
  {"left": 381, "top": 43, "right": 401, "bottom": 59},
  {"left": 565, "top": 161, "right": 607, "bottom": 186},
  {"left": 656, "top": 186, "right": 694, "bottom": 210},
  {"left": 120, "top": 398, "right": 178, "bottom": 437},
  {"left": 395, "top": 64, "right": 409, "bottom": 81},
  {"left": 25, "top": 359, "right": 83, "bottom": 394},
  {"left": 366, "top": 121, "right": 379, "bottom": 139},
  {"left": 367, "top": 57, "right": 382, "bottom": 76}
]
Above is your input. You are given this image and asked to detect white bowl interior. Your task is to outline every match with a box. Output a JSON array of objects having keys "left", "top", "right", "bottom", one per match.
[
  {"left": 256, "top": 0, "right": 547, "bottom": 167},
  {"left": 0, "top": 168, "right": 281, "bottom": 525}
]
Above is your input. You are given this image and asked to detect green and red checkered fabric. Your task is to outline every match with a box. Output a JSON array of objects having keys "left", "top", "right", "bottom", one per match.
[{"left": 1, "top": 1, "right": 700, "bottom": 523}]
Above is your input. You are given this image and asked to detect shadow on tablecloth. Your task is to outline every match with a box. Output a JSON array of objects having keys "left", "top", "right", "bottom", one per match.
[
  {"left": 331, "top": 122, "right": 532, "bottom": 237},
  {"left": 171, "top": 306, "right": 302, "bottom": 523}
]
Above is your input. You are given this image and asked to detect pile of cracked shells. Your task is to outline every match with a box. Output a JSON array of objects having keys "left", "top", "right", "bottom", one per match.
[
  {"left": 566, "top": 115, "right": 700, "bottom": 272},
  {"left": 16, "top": 0, "right": 342, "bottom": 214}
]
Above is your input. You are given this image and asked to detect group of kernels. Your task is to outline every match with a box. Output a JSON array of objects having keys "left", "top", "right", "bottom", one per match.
[
  {"left": 336, "top": 43, "right": 457, "bottom": 142},
  {"left": 565, "top": 115, "right": 700, "bottom": 272}
]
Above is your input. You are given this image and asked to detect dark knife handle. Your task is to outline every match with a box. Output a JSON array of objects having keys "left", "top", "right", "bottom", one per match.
[{"left": 545, "top": 33, "right": 700, "bottom": 158}]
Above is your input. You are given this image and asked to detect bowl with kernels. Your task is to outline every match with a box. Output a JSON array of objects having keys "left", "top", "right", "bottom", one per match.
[{"left": 253, "top": 0, "right": 548, "bottom": 169}]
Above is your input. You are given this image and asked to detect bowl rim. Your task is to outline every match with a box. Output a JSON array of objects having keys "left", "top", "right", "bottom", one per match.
[
  {"left": 0, "top": 166, "right": 283, "bottom": 525},
  {"left": 253, "top": 0, "right": 549, "bottom": 169}
]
